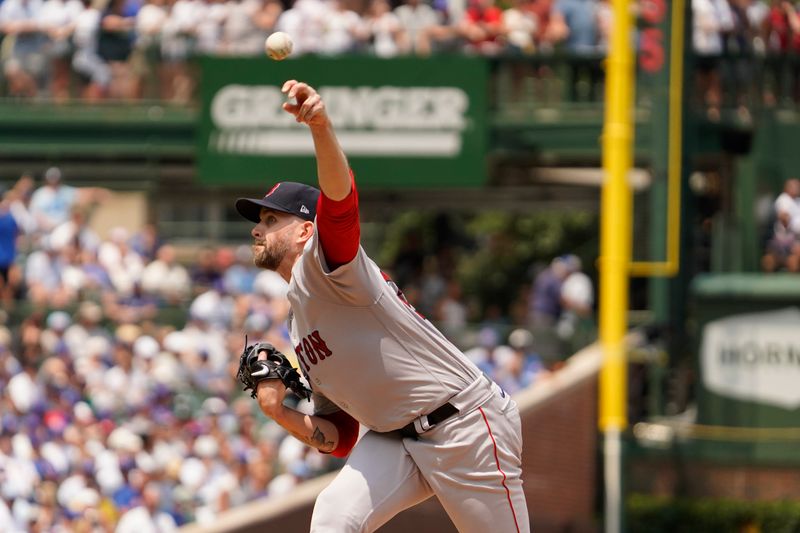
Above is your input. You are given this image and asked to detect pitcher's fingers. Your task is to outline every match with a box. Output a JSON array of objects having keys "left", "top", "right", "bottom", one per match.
[
  {"left": 282, "top": 80, "right": 297, "bottom": 93},
  {"left": 298, "top": 94, "right": 321, "bottom": 122},
  {"left": 288, "top": 82, "right": 310, "bottom": 99},
  {"left": 282, "top": 102, "right": 300, "bottom": 114}
]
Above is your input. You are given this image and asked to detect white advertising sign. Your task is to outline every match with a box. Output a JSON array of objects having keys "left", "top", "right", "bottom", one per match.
[{"left": 701, "top": 307, "right": 800, "bottom": 409}]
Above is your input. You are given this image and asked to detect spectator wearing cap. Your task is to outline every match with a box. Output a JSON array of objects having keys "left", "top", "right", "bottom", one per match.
[
  {"left": 557, "top": 255, "right": 595, "bottom": 353},
  {"left": 494, "top": 328, "right": 544, "bottom": 394},
  {"left": 29, "top": 167, "right": 111, "bottom": 233}
]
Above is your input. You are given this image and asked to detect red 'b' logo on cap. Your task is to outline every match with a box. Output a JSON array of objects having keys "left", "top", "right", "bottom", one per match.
[{"left": 265, "top": 183, "right": 281, "bottom": 197}]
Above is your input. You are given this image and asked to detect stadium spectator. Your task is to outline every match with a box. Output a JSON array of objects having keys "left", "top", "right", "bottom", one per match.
[
  {"left": 140, "top": 244, "right": 192, "bottom": 303},
  {"left": 195, "top": 0, "right": 227, "bottom": 55},
  {"left": 159, "top": 0, "right": 202, "bottom": 101},
  {"left": 0, "top": 192, "right": 20, "bottom": 304},
  {"left": 433, "top": 278, "right": 469, "bottom": 338},
  {"left": 98, "top": 226, "right": 146, "bottom": 296},
  {"left": 190, "top": 246, "right": 223, "bottom": 294},
  {"left": 222, "top": 0, "right": 282, "bottom": 55},
  {"left": 49, "top": 205, "right": 102, "bottom": 253},
  {"left": 72, "top": 0, "right": 113, "bottom": 101},
  {"left": 457, "top": 0, "right": 504, "bottom": 55},
  {"left": 692, "top": 0, "right": 733, "bottom": 114},
  {"left": 29, "top": 167, "right": 110, "bottom": 234},
  {"left": 130, "top": 222, "right": 162, "bottom": 261},
  {"left": 530, "top": 0, "right": 567, "bottom": 51},
  {"left": 0, "top": 0, "right": 47, "bottom": 97},
  {"left": 364, "top": 0, "right": 408, "bottom": 57},
  {"left": 114, "top": 480, "right": 178, "bottom": 531},
  {"left": 556, "top": 254, "right": 595, "bottom": 353},
  {"left": 275, "top": 0, "right": 330, "bottom": 55},
  {"left": 321, "top": 0, "right": 368, "bottom": 55},
  {"left": 463, "top": 325, "right": 514, "bottom": 376},
  {"left": 132, "top": 0, "right": 168, "bottom": 98},
  {"left": 762, "top": 178, "right": 800, "bottom": 272},
  {"left": 528, "top": 255, "right": 575, "bottom": 362},
  {"left": 394, "top": 0, "right": 444, "bottom": 54},
  {"left": 222, "top": 244, "right": 259, "bottom": 295},
  {"left": 494, "top": 328, "right": 544, "bottom": 393},
  {"left": 528, "top": 255, "right": 570, "bottom": 328},
  {"left": 502, "top": 0, "right": 538, "bottom": 54},
  {"left": 39, "top": 0, "right": 84, "bottom": 101}
]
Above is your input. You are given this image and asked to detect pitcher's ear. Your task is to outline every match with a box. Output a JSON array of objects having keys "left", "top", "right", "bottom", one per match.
[{"left": 298, "top": 220, "right": 315, "bottom": 243}]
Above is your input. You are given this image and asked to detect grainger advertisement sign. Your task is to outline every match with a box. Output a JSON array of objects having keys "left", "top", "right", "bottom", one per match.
[
  {"left": 701, "top": 307, "right": 800, "bottom": 409},
  {"left": 198, "top": 56, "right": 488, "bottom": 188}
]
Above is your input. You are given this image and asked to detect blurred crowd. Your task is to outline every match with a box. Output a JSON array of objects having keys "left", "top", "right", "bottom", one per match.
[
  {"left": 761, "top": 177, "right": 800, "bottom": 272},
  {"left": 693, "top": 0, "right": 800, "bottom": 112},
  {"left": 0, "top": 0, "right": 612, "bottom": 100},
  {"left": 0, "top": 167, "right": 577, "bottom": 530},
  {"left": 3, "top": 0, "right": 800, "bottom": 104}
]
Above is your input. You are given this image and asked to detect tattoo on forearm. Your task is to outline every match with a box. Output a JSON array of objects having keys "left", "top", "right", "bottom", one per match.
[{"left": 310, "top": 426, "right": 335, "bottom": 451}]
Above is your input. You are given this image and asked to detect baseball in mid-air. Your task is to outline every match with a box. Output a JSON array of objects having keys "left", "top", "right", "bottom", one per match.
[{"left": 265, "top": 32, "right": 293, "bottom": 61}]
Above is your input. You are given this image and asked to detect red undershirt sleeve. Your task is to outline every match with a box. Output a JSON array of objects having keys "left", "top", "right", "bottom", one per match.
[
  {"left": 317, "top": 409, "right": 360, "bottom": 458},
  {"left": 316, "top": 169, "right": 360, "bottom": 271}
]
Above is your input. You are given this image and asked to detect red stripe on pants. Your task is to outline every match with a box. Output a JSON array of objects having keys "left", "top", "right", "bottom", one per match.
[{"left": 479, "top": 407, "right": 521, "bottom": 533}]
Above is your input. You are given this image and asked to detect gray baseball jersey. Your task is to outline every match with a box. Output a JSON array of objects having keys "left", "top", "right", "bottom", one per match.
[
  {"left": 287, "top": 228, "right": 487, "bottom": 432},
  {"left": 288, "top": 226, "right": 530, "bottom": 532}
]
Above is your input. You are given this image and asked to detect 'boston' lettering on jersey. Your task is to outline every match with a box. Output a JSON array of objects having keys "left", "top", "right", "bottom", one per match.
[{"left": 295, "top": 330, "right": 333, "bottom": 371}]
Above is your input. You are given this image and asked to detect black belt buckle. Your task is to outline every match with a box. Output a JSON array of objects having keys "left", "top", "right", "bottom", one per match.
[{"left": 399, "top": 402, "right": 458, "bottom": 439}]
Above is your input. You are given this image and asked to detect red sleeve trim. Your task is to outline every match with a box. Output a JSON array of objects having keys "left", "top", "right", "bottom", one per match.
[
  {"left": 317, "top": 409, "right": 360, "bottom": 458},
  {"left": 316, "top": 170, "right": 360, "bottom": 271}
]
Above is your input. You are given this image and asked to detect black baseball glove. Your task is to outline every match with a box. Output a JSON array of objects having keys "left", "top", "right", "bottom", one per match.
[{"left": 237, "top": 341, "right": 311, "bottom": 401}]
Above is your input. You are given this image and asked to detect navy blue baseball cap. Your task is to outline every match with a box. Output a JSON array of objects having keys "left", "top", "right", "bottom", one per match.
[{"left": 235, "top": 182, "right": 320, "bottom": 223}]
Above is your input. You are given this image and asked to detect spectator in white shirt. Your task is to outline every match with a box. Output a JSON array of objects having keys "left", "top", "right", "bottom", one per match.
[
  {"left": 321, "top": 0, "right": 367, "bottom": 55},
  {"left": 39, "top": 0, "right": 84, "bottom": 100},
  {"left": 0, "top": 0, "right": 47, "bottom": 97},
  {"left": 222, "top": 0, "right": 282, "bottom": 55},
  {"left": 395, "top": 0, "right": 450, "bottom": 54},
  {"left": 774, "top": 178, "right": 800, "bottom": 233},
  {"left": 72, "top": 0, "right": 112, "bottom": 100},
  {"left": 140, "top": 244, "right": 191, "bottom": 303},
  {"left": 276, "top": 0, "right": 330, "bottom": 55},
  {"left": 365, "top": 0, "right": 408, "bottom": 56}
]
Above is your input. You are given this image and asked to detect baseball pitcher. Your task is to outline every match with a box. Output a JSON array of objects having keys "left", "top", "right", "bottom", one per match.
[{"left": 235, "top": 79, "right": 530, "bottom": 532}]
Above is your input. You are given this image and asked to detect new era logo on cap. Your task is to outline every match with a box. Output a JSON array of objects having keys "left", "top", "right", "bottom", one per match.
[{"left": 235, "top": 182, "right": 320, "bottom": 223}]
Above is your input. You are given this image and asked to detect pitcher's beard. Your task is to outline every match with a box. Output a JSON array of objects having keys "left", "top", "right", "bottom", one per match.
[{"left": 253, "top": 240, "right": 289, "bottom": 271}]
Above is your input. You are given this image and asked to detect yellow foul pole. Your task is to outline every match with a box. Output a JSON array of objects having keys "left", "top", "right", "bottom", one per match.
[{"left": 600, "top": 0, "right": 634, "bottom": 529}]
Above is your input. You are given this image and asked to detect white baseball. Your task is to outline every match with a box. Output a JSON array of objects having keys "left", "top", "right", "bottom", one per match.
[{"left": 265, "top": 32, "right": 293, "bottom": 61}]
